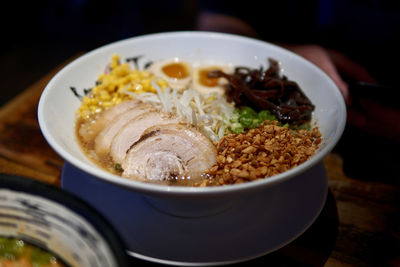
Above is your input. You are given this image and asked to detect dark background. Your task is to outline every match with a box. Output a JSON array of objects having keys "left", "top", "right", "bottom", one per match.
[
  {"left": 2, "top": 0, "right": 399, "bottom": 105},
  {"left": 0, "top": 0, "right": 197, "bottom": 106}
]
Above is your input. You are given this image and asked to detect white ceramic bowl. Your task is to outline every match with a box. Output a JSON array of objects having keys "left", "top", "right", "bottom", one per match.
[
  {"left": 38, "top": 31, "right": 346, "bottom": 216},
  {"left": 0, "top": 174, "right": 129, "bottom": 266}
]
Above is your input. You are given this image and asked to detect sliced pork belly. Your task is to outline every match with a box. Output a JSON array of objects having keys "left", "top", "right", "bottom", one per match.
[
  {"left": 78, "top": 99, "right": 143, "bottom": 143},
  {"left": 110, "top": 111, "right": 180, "bottom": 164},
  {"left": 94, "top": 103, "right": 155, "bottom": 156},
  {"left": 121, "top": 123, "right": 217, "bottom": 182}
]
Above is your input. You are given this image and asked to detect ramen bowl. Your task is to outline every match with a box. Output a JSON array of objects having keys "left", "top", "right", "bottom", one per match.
[
  {"left": 38, "top": 31, "right": 346, "bottom": 218},
  {"left": 0, "top": 174, "right": 129, "bottom": 267}
]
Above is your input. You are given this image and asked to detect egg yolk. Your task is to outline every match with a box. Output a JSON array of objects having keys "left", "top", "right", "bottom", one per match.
[
  {"left": 199, "top": 68, "right": 220, "bottom": 87},
  {"left": 162, "top": 63, "right": 189, "bottom": 79}
]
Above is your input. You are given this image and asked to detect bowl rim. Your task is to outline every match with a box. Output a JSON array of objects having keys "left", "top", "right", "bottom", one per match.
[
  {"left": 38, "top": 31, "right": 346, "bottom": 197},
  {"left": 0, "top": 173, "right": 130, "bottom": 266}
]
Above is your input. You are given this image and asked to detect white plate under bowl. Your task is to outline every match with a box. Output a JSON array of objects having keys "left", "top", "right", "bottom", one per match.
[{"left": 61, "top": 162, "right": 327, "bottom": 266}]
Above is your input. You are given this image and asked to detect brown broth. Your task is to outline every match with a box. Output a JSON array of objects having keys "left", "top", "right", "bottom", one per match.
[{"left": 76, "top": 117, "right": 121, "bottom": 176}]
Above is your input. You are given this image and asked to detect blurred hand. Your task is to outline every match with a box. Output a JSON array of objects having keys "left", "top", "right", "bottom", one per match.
[
  {"left": 286, "top": 44, "right": 399, "bottom": 141},
  {"left": 347, "top": 98, "right": 400, "bottom": 142},
  {"left": 282, "top": 44, "right": 376, "bottom": 105}
]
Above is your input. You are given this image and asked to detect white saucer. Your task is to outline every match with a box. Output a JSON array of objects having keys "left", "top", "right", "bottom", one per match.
[{"left": 61, "top": 162, "right": 327, "bottom": 266}]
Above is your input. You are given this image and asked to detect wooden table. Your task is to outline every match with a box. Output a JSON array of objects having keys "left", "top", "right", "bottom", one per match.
[{"left": 1, "top": 57, "right": 399, "bottom": 267}]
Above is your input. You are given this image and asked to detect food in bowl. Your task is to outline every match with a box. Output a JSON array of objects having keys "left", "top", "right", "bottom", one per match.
[
  {"left": 0, "top": 174, "right": 129, "bottom": 267},
  {"left": 0, "top": 237, "right": 66, "bottom": 267},
  {"left": 73, "top": 54, "right": 321, "bottom": 186}
]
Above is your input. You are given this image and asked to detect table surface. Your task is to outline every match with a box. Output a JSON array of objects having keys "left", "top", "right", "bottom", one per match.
[{"left": 0, "top": 57, "right": 399, "bottom": 267}]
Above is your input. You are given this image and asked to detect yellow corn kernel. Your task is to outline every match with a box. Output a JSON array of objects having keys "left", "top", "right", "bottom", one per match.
[
  {"left": 157, "top": 79, "right": 168, "bottom": 88},
  {"left": 132, "top": 83, "right": 142, "bottom": 92},
  {"left": 129, "top": 73, "right": 140, "bottom": 81},
  {"left": 91, "top": 86, "right": 100, "bottom": 94},
  {"left": 112, "top": 97, "right": 121, "bottom": 104},
  {"left": 99, "top": 91, "right": 110, "bottom": 101},
  {"left": 83, "top": 97, "right": 95, "bottom": 105},
  {"left": 89, "top": 105, "right": 98, "bottom": 112},
  {"left": 102, "top": 101, "right": 114, "bottom": 108},
  {"left": 142, "top": 79, "right": 151, "bottom": 88},
  {"left": 141, "top": 70, "right": 151, "bottom": 78},
  {"left": 106, "top": 85, "right": 116, "bottom": 93},
  {"left": 110, "top": 54, "right": 120, "bottom": 69},
  {"left": 113, "top": 64, "right": 130, "bottom": 77},
  {"left": 77, "top": 53, "right": 169, "bottom": 118}
]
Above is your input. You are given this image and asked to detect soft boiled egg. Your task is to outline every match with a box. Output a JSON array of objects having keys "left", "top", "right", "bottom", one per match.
[
  {"left": 148, "top": 57, "right": 192, "bottom": 91},
  {"left": 192, "top": 64, "right": 233, "bottom": 96}
]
